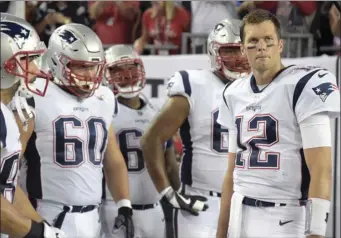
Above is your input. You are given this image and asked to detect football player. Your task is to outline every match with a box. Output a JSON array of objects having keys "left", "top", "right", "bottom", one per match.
[
  {"left": 0, "top": 13, "right": 66, "bottom": 238},
  {"left": 141, "top": 19, "right": 251, "bottom": 238},
  {"left": 217, "top": 9, "right": 340, "bottom": 238},
  {"left": 18, "top": 24, "right": 134, "bottom": 238},
  {"left": 100, "top": 44, "right": 180, "bottom": 238}
]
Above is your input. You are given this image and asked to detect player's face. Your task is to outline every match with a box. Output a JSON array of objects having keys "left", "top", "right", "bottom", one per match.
[
  {"left": 241, "top": 21, "right": 283, "bottom": 72},
  {"left": 108, "top": 64, "right": 140, "bottom": 88},
  {"left": 68, "top": 62, "right": 100, "bottom": 93}
]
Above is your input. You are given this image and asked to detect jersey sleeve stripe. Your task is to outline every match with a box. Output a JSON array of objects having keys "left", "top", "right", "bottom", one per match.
[
  {"left": 293, "top": 69, "right": 320, "bottom": 112},
  {"left": 26, "top": 97, "right": 35, "bottom": 109},
  {"left": 0, "top": 109, "right": 7, "bottom": 148},
  {"left": 178, "top": 70, "right": 192, "bottom": 96},
  {"left": 222, "top": 82, "right": 232, "bottom": 109},
  {"left": 24, "top": 132, "right": 43, "bottom": 200},
  {"left": 113, "top": 98, "right": 118, "bottom": 117},
  {"left": 179, "top": 118, "right": 193, "bottom": 186}
]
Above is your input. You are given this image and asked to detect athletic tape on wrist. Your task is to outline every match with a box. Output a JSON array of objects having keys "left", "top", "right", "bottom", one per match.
[
  {"left": 116, "top": 199, "right": 132, "bottom": 209},
  {"left": 305, "top": 198, "right": 330, "bottom": 236}
]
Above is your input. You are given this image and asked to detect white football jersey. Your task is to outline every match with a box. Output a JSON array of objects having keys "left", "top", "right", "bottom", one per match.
[
  {"left": 104, "top": 97, "right": 171, "bottom": 204},
  {"left": 0, "top": 102, "right": 21, "bottom": 204},
  {"left": 167, "top": 69, "right": 230, "bottom": 193},
  {"left": 218, "top": 65, "right": 340, "bottom": 201},
  {"left": 24, "top": 79, "right": 117, "bottom": 206}
]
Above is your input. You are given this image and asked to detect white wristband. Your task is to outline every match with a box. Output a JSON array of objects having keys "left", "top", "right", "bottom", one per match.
[
  {"left": 305, "top": 198, "right": 330, "bottom": 236},
  {"left": 116, "top": 199, "right": 132, "bottom": 209},
  {"left": 160, "top": 186, "right": 173, "bottom": 197}
]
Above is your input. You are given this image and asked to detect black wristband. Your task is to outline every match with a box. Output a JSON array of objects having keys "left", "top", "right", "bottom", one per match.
[{"left": 23, "top": 220, "right": 44, "bottom": 238}]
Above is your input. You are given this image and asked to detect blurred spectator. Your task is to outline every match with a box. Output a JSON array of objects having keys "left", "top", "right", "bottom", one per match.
[
  {"left": 89, "top": 1, "right": 141, "bottom": 47},
  {"left": 32, "top": 1, "right": 92, "bottom": 46},
  {"left": 330, "top": 4, "right": 341, "bottom": 38},
  {"left": 134, "top": 1, "right": 190, "bottom": 55},
  {"left": 190, "top": 1, "right": 238, "bottom": 53},
  {"left": 239, "top": 1, "right": 317, "bottom": 33}
]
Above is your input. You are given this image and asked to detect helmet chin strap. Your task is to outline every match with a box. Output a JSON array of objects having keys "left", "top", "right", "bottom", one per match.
[
  {"left": 116, "top": 83, "right": 142, "bottom": 99},
  {"left": 7, "top": 81, "right": 36, "bottom": 132},
  {"left": 222, "top": 66, "right": 249, "bottom": 81}
]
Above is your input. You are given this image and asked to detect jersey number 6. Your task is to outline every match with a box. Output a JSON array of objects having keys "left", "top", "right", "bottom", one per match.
[
  {"left": 235, "top": 114, "right": 280, "bottom": 169},
  {"left": 212, "top": 109, "right": 229, "bottom": 153},
  {"left": 117, "top": 128, "right": 145, "bottom": 173},
  {"left": 53, "top": 116, "right": 108, "bottom": 168}
]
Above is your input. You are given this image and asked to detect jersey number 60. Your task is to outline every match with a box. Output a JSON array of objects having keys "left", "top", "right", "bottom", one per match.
[{"left": 53, "top": 116, "right": 108, "bottom": 168}]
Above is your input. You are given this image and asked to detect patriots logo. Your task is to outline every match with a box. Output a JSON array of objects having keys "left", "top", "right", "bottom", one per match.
[
  {"left": 59, "top": 29, "right": 78, "bottom": 45},
  {"left": 312, "top": 82, "right": 339, "bottom": 102},
  {"left": 0, "top": 21, "right": 30, "bottom": 49}
]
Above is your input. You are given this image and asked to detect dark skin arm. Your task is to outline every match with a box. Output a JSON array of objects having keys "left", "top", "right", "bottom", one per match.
[
  {"left": 164, "top": 143, "right": 180, "bottom": 191},
  {"left": 141, "top": 96, "right": 189, "bottom": 192}
]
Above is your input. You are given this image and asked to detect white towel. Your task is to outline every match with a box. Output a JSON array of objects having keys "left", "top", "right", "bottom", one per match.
[{"left": 228, "top": 192, "right": 245, "bottom": 238}]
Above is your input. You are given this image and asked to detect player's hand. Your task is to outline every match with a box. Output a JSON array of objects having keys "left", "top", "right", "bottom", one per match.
[
  {"left": 161, "top": 187, "right": 209, "bottom": 216},
  {"left": 43, "top": 221, "right": 67, "bottom": 238},
  {"left": 113, "top": 207, "right": 134, "bottom": 238}
]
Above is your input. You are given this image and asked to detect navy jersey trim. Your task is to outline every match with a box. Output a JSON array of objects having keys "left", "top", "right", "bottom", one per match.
[
  {"left": 179, "top": 118, "right": 193, "bottom": 186},
  {"left": 292, "top": 69, "right": 320, "bottom": 112},
  {"left": 113, "top": 98, "right": 118, "bottom": 117},
  {"left": 178, "top": 71, "right": 191, "bottom": 96},
  {"left": 102, "top": 169, "right": 106, "bottom": 200},
  {"left": 299, "top": 148, "right": 310, "bottom": 200},
  {"left": 24, "top": 131, "right": 43, "bottom": 200},
  {"left": 250, "top": 65, "right": 295, "bottom": 93},
  {"left": 26, "top": 97, "right": 35, "bottom": 109},
  {"left": 221, "top": 80, "right": 235, "bottom": 109},
  {"left": 165, "top": 139, "right": 173, "bottom": 149},
  {"left": 0, "top": 109, "right": 7, "bottom": 148}
]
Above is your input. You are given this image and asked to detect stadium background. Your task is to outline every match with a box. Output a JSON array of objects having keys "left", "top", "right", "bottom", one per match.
[{"left": 1, "top": 1, "right": 340, "bottom": 237}]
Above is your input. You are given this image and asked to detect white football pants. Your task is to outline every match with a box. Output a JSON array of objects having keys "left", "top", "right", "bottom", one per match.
[
  {"left": 228, "top": 192, "right": 306, "bottom": 238},
  {"left": 100, "top": 200, "right": 166, "bottom": 238},
  {"left": 36, "top": 200, "right": 101, "bottom": 238}
]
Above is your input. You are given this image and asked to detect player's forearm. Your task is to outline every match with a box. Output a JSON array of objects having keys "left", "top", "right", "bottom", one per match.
[
  {"left": 141, "top": 134, "right": 171, "bottom": 192},
  {"left": 103, "top": 157, "right": 130, "bottom": 202},
  {"left": 165, "top": 146, "right": 181, "bottom": 190},
  {"left": 167, "top": 162, "right": 180, "bottom": 191},
  {"left": 308, "top": 166, "right": 332, "bottom": 201},
  {"left": 305, "top": 147, "right": 332, "bottom": 201},
  {"left": 216, "top": 170, "right": 234, "bottom": 238},
  {"left": 13, "top": 186, "right": 43, "bottom": 223},
  {"left": 1, "top": 194, "right": 32, "bottom": 237}
]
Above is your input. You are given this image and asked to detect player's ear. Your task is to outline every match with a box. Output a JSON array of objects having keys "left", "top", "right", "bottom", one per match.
[{"left": 278, "top": 39, "right": 283, "bottom": 54}]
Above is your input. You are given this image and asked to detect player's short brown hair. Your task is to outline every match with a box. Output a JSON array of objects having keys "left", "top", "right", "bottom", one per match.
[{"left": 240, "top": 9, "right": 282, "bottom": 43}]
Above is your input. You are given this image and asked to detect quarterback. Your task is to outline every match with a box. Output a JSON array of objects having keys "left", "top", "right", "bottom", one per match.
[
  {"left": 217, "top": 9, "right": 340, "bottom": 238},
  {"left": 141, "top": 19, "right": 250, "bottom": 237},
  {"left": 0, "top": 13, "right": 65, "bottom": 238},
  {"left": 19, "top": 24, "right": 134, "bottom": 238},
  {"left": 100, "top": 44, "right": 180, "bottom": 238}
]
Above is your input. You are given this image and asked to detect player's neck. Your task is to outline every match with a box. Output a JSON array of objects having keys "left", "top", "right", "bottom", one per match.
[
  {"left": 118, "top": 96, "right": 141, "bottom": 110},
  {"left": 253, "top": 63, "right": 285, "bottom": 85},
  {"left": 0, "top": 87, "right": 16, "bottom": 105}
]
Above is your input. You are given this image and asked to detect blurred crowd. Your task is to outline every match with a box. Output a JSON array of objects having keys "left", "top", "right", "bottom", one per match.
[{"left": 1, "top": 1, "right": 340, "bottom": 56}]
